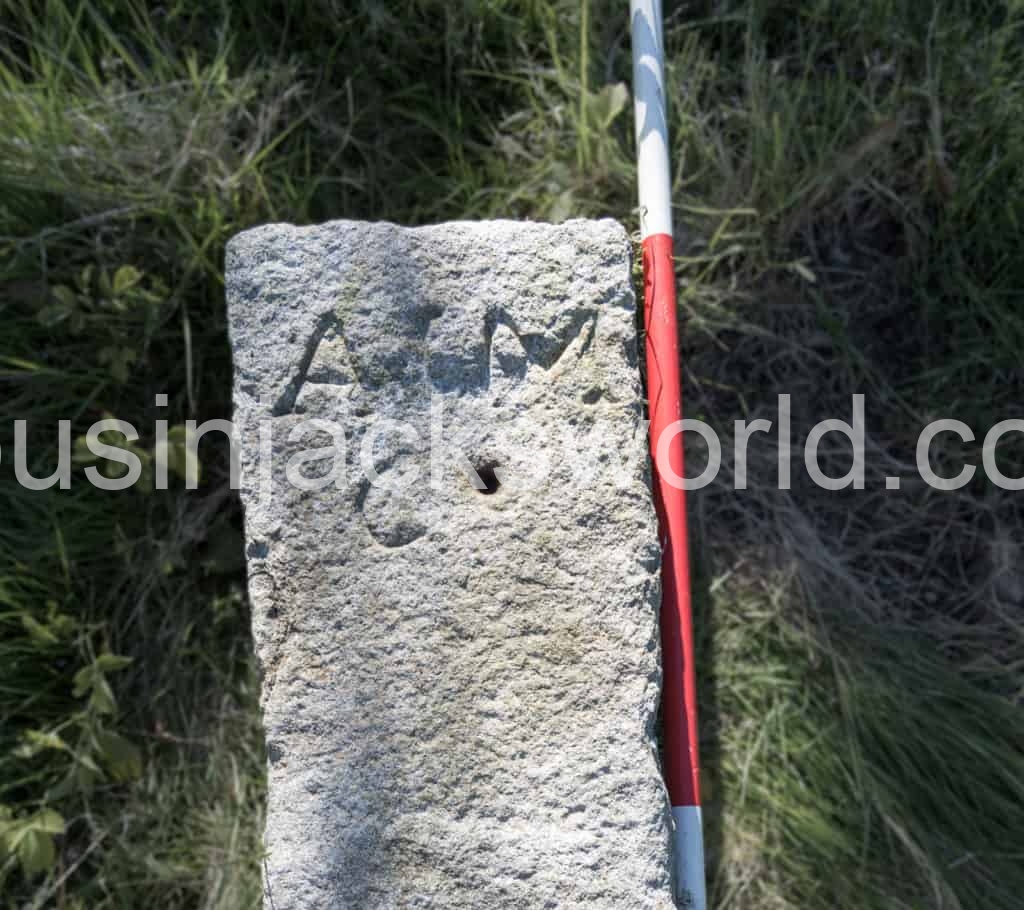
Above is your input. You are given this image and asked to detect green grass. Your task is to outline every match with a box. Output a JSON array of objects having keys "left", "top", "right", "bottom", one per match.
[{"left": 1, "top": 0, "right": 1023, "bottom": 907}]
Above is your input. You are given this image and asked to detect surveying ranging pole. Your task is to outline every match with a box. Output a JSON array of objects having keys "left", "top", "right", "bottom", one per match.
[{"left": 629, "top": 1, "right": 707, "bottom": 906}]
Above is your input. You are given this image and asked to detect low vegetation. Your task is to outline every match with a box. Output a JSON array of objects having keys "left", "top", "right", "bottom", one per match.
[{"left": 2, "top": 1, "right": 1022, "bottom": 907}]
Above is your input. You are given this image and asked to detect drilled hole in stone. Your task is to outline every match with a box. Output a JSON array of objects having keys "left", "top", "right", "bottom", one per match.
[{"left": 472, "top": 462, "right": 502, "bottom": 495}]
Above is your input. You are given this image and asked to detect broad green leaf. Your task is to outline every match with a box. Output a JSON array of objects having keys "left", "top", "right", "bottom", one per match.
[
  {"left": 16, "top": 828, "right": 56, "bottom": 877},
  {"left": 89, "top": 674, "right": 117, "bottom": 716},
  {"left": 74, "top": 751, "right": 102, "bottom": 774},
  {"left": 93, "top": 730, "right": 143, "bottom": 782},
  {"left": 46, "top": 611, "right": 76, "bottom": 639},
  {"left": 98, "top": 346, "right": 137, "bottom": 383},
  {"left": 72, "top": 759, "right": 101, "bottom": 794},
  {"left": 50, "top": 285, "right": 78, "bottom": 309},
  {"left": 72, "top": 666, "right": 94, "bottom": 698},
  {"left": 94, "top": 653, "right": 133, "bottom": 674},
  {"left": 36, "top": 303, "right": 73, "bottom": 327},
  {"left": 29, "top": 810, "right": 65, "bottom": 836},
  {"left": 15, "top": 730, "right": 68, "bottom": 758},
  {"left": 166, "top": 424, "right": 189, "bottom": 444},
  {"left": 112, "top": 265, "right": 142, "bottom": 295},
  {"left": 20, "top": 614, "right": 58, "bottom": 645},
  {"left": 46, "top": 773, "right": 75, "bottom": 801}
]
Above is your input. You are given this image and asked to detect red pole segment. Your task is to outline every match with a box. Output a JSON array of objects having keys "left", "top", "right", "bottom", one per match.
[
  {"left": 642, "top": 232, "right": 701, "bottom": 811},
  {"left": 630, "top": 1, "right": 706, "bottom": 905}
]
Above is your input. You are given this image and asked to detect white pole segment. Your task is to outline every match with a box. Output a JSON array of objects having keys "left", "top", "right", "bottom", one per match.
[
  {"left": 672, "top": 806, "right": 707, "bottom": 909},
  {"left": 630, "top": 0, "right": 673, "bottom": 239}
]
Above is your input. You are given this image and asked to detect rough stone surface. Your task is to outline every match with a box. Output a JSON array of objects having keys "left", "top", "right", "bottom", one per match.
[{"left": 226, "top": 219, "right": 672, "bottom": 909}]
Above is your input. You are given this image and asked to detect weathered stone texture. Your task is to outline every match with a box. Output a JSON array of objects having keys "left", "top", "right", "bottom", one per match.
[{"left": 227, "top": 219, "right": 672, "bottom": 908}]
